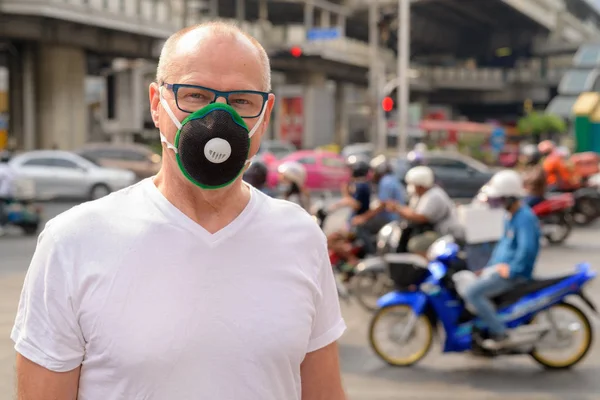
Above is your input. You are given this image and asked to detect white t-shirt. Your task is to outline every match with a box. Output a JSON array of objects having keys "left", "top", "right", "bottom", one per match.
[
  {"left": 11, "top": 179, "right": 346, "bottom": 400},
  {"left": 415, "top": 186, "right": 464, "bottom": 239}
]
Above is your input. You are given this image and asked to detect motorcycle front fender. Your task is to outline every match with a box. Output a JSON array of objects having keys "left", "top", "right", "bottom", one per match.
[{"left": 377, "top": 290, "right": 428, "bottom": 315}]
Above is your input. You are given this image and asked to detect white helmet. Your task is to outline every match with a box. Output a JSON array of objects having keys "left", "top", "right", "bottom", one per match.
[
  {"left": 483, "top": 170, "right": 525, "bottom": 198},
  {"left": 405, "top": 166, "right": 435, "bottom": 188},
  {"left": 414, "top": 142, "right": 428, "bottom": 153},
  {"left": 277, "top": 161, "right": 307, "bottom": 187}
]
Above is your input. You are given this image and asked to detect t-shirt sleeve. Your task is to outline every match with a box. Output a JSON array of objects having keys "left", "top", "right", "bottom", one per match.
[
  {"left": 307, "top": 245, "right": 347, "bottom": 353},
  {"left": 415, "top": 190, "right": 445, "bottom": 223},
  {"left": 11, "top": 227, "right": 85, "bottom": 372}
]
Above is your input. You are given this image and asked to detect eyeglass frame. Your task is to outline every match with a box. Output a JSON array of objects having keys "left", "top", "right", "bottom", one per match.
[{"left": 161, "top": 83, "right": 270, "bottom": 119}]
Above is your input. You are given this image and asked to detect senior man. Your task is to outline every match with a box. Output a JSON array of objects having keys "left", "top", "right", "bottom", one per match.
[{"left": 12, "top": 22, "right": 346, "bottom": 400}]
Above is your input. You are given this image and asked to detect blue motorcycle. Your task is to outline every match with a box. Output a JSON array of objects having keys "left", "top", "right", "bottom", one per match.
[{"left": 368, "top": 236, "right": 597, "bottom": 369}]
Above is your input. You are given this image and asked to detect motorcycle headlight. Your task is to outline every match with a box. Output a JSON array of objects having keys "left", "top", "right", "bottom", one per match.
[{"left": 426, "top": 235, "right": 455, "bottom": 261}]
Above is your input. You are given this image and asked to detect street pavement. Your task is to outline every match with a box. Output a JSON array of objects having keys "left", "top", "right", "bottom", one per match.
[{"left": 0, "top": 201, "right": 599, "bottom": 399}]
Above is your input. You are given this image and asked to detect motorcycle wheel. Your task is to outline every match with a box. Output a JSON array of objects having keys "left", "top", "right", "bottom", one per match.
[
  {"left": 351, "top": 270, "right": 394, "bottom": 313},
  {"left": 529, "top": 303, "right": 593, "bottom": 370},
  {"left": 573, "top": 198, "right": 599, "bottom": 226},
  {"left": 545, "top": 213, "right": 572, "bottom": 245},
  {"left": 369, "top": 304, "right": 433, "bottom": 366}
]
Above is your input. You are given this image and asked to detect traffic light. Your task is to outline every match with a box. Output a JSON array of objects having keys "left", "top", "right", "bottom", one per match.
[
  {"left": 290, "top": 46, "right": 303, "bottom": 58},
  {"left": 382, "top": 96, "right": 394, "bottom": 112}
]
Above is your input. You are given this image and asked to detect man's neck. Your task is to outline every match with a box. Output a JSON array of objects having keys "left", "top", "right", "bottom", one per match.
[
  {"left": 153, "top": 167, "right": 251, "bottom": 234},
  {"left": 508, "top": 201, "right": 521, "bottom": 216}
]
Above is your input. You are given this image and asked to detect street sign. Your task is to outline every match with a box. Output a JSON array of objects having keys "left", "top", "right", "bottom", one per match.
[
  {"left": 490, "top": 127, "right": 506, "bottom": 153},
  {"left": 307, "top": 27, "right": 341, "bottom": 41}
]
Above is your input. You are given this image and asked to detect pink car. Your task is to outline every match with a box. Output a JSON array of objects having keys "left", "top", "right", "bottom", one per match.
[{"left": 266, "top": 150, "right": 351, "bottom": 191}]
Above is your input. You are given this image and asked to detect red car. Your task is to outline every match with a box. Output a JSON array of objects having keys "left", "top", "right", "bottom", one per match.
[{"left": 266, "top": 150, "right": 351, "bottom": 191}]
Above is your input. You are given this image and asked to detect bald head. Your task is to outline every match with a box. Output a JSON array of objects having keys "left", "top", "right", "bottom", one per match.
[{"left": 156, "top": 21, "right": 271, "bottom": 91}]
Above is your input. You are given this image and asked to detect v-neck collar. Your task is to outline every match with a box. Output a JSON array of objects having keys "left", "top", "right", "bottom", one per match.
[{"left": 143, "top": 178, "right": 260, "bottom": 247}]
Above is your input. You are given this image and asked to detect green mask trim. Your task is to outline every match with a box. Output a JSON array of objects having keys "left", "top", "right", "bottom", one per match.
[{"left": 173, "top": 103, "right": 251, "bottom": 190}]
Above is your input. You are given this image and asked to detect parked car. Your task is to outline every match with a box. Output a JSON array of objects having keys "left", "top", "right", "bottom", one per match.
[
  {"left": 341, "top": 143, "right": 374, "bottom": 162},
  {"left": 76, "top": 142, "right": 161, "bottom": 180},
  {"left": 393, "top": 151, "right": 495, "bottom": 199},
  {"left": 266, "top": 150, "right": 351, "bottom": 191},
  {"left": 257, "top": 140, "right": 297, "bottom": 160},
  {"left": 9, "top": 150, "right": 136, "bottom": 200}
]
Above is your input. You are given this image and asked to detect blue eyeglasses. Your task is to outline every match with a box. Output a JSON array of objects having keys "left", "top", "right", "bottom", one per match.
[{"left": 162, "top": 83, "right": 269, "bottom": 118}]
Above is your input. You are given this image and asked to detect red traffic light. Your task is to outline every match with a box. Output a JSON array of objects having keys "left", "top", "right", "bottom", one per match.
[
  {"left": 290, "top": 46, "right": 303, "bottom": 58},
  {"left": 382, "top": 96, "right": 394, "bottom": 112}
]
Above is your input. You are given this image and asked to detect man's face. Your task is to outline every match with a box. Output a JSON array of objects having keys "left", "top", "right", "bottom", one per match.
[
  {"left": 415, "top": 185, "right": 428, "bottom": 197},
  {"left": 149, "top": 31, "right": 275, "bottom": 182}
]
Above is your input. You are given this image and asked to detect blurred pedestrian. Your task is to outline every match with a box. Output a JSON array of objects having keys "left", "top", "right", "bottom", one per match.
[
  {"left": 520, "top": 144, "right": 546, "bottom": 208},
  {"left": 12, "top": 21, "right": 346, "bottom": 400}
]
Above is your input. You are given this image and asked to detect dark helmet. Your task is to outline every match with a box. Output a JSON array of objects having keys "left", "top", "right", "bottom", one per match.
[
  {"left": 243, "top": 160, "right": 268, "bottom": 187},
  {"left": 351, "top": 160, "right": 370, "bottom": 178},
  {"left": 369, "top": 154, "right": 391, "bottom": 176}
]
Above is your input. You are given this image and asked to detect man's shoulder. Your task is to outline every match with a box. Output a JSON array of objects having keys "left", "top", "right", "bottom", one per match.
[
  {"left": 516, "top": 205, "right": 540, "bottom": 224},
  {"left": 258, "top": 191, "right": 324, "bottom": 237},
  {"left": 45, "top": 181, "right": 146, "bottom": 241}
]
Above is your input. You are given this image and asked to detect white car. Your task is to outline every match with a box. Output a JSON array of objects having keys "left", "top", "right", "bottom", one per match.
[{"left": 9, "top": 150, "right": 136, "bottom": 200}]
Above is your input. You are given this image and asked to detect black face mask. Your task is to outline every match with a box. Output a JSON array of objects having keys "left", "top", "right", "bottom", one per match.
[{"left": 160, "top": 100, "right": 266, "bottom": 190}]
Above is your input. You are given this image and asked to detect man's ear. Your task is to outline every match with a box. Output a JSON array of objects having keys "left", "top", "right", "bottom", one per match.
[{"left": 149, "top": 82, "right": 160, "bottom": 128}]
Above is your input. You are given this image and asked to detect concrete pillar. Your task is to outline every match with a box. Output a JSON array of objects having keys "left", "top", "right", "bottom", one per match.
[
  {"left": 22, "top": 44, "right": 36, "bottom": 151},
  {"left": 103, "top": 65, "right": 145, "bottom": 143},
  {"left": 258, "top": 0, "right": 268, "bottom": 21},
  {"left": 235, "top": 0, "right": 245, "bottom": 21},
  {"left": 303, "top": 72, "right": 334, "bottom": 148},
  {"left": 209, "top": 0, "right": 218, "bottom": 18},
  {"left": 334, "top": 83, "right": 349, "bottom": 146},
  {"left": 319, "top": 10, "right": 331, "bottom": 28},
  {"left": 337, "top": 15, "right": 346, "bottom": 36},
  {"left": 7, "top": 50, "right": 23, "bottom": 149},
  {"left": 37, "top": 44, "right": 87, "bottom": 150},
  {"left": 304, "top": 1, "right": 315, "bottom": 31}
]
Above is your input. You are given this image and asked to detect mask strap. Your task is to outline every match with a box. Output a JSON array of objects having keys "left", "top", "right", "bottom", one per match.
[
  {"left": 159, "top": 132, "right": 178, "bottom": 153},
  {"left": 159, "top": 87, "right": 182, "bottom": 130},
  {"left": 248, "top": 106, "right": 267, "bottom": 138}
]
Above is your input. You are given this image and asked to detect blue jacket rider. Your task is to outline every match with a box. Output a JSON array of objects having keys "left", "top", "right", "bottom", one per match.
[{"left": 463, "top": 170, "right": 541, "bottom": 350}]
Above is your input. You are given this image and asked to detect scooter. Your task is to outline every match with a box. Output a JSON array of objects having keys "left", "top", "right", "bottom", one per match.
[
  {"left": 369, "top": 236, "right": 597, "bottom": 369},
  {"left": 532, "top": 193, "right": 574, "bottom": 245},
  {"left": 549, "top": 187, "right": 600, "bottom": 226},
  {"left": 311, "top": 199, "right": 400, "bottom": 308},
  {"left": 1, "top": 199, "right": 42, "bottom": 236}
]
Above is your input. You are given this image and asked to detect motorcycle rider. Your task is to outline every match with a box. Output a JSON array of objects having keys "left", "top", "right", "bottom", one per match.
[
  {"left": 366, "top": 155, "right": 406, "bottom": 224},
  {"left": 463, "top": 169, "right": 541, "bottom": 350},
  {"left": 520, "top": 144, "right": 546, "bottom": 208},
  {"left": 243, "top": 160, "right": 274, "bottom": 197},
  {"left": 386, "top": 166, "right": 464, "bottom": 258},
  {"left": 277, "top": 161, "right": 310, "bottom": 211},
  {"left": 327, "top": 160, "right": 378, "bottom": 276},
  {"left": 0, "top": 151, "right": 15, "bottom": 236},
  {"left": 538, "top": 140, "right": 577, "bottom": 191}
]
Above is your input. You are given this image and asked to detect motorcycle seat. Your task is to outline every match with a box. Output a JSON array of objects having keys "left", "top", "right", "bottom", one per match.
[{"left": 491, "top": 275, "right": 571, "bottom": 310}]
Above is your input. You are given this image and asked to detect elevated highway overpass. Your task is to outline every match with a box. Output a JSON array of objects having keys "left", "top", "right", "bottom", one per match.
[{"left": 0, "top": 0, "right": 598, "bottom": 150}]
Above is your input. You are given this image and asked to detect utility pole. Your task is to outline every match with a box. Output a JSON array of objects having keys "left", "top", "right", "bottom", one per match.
[
  {"left": 397, "top": 0, "right": 410, "bottom": 154},
  {"left": 369, "top": 1, "right": 386, "bottom": 152}
]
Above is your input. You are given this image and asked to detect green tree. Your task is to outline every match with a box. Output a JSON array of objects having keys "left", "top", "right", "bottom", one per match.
[{"left": 517, "top": 112, "right": 567, "bottom": 141}]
